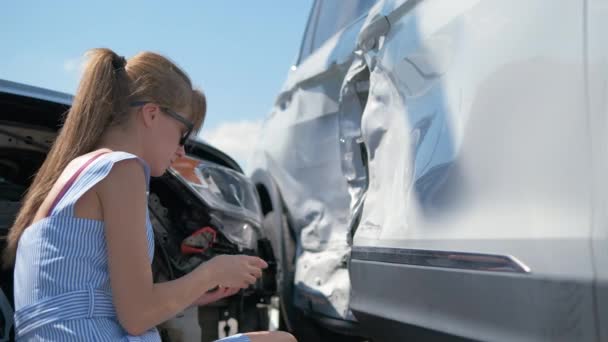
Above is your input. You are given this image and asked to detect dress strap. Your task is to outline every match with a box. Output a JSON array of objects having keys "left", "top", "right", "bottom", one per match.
[
  {"left": 48, "top": 151, "right": 151, "bottom": 218},
  {"left": 46, "top": 151, "right": 110, "bottom": 217}
]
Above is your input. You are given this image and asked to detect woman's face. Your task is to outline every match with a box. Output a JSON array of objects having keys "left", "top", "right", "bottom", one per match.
[{"left": 141, "top": 102, "right": 193, "bottom": 176}]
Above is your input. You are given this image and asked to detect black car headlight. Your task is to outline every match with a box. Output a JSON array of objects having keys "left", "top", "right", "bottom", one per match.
[{"left": 169, "top": 157, "right": 262, "bottom": 250}]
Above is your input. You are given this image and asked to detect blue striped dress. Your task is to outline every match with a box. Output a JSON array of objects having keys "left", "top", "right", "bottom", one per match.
[
  {"left": 13, "top": 151, "right": 161, "bottom": 341},
  {"left": 13, "top": 151, "right": 251, "bottom": 342}
]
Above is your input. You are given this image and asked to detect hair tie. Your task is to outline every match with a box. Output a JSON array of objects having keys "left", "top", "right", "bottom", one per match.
[{"left": 112, "top": 55, "right": 127, "bottom": 71}]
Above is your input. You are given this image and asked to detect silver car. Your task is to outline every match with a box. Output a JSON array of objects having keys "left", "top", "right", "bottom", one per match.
[{"left": 249, "top": 0, "right": 608, "bottom": 341}]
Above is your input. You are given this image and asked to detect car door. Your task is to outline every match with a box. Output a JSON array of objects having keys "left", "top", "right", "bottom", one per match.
[{"left": 349, "top": 0, "right": 599, "bottom": 341}]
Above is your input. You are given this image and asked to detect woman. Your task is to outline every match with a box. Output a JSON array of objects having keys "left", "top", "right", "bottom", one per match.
[{"left": 3, "top": 48, "right": 296, "bottom": 342}]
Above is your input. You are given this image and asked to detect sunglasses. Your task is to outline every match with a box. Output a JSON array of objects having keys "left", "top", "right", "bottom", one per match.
[{"left": 130, "top": 101, "right": 194, "bottom": 146}]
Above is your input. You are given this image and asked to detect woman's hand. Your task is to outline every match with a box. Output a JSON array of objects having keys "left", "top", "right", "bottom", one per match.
[
  {"left": 204, "top": 254, "right": 268, "bottom": 289},
  {"left": 191, "top": 286, "right": 240, "bottom": 307}
]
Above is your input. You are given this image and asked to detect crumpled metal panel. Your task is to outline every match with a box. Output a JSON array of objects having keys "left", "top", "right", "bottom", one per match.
[
  {"left": 350, "top": 0, "right": 597, "bottom": 340},
  {"left": 249, "top": 5, "right": 376, "bottom": 320},
  {"left": 251, "top": 80, "right": 354, "bottom": 318},
  {"left": 355, "top": 0, "right": 592, "bottom": 259}
]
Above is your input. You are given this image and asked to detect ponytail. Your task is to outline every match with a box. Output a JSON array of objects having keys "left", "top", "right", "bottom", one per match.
[{"left": 3, "top": 48, "right": 130, "bottom": 267}]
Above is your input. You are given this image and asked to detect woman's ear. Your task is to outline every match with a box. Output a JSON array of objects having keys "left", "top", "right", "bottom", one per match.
[{"left": 140, "top": 102, "right": 159, "bottom": 128}]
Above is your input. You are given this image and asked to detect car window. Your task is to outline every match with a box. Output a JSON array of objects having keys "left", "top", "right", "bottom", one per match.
[
  {"left": 298, "top": 0, "right": 321, "bottom": 64},
  {"left": 299, "top": 0, "right": 377, "bottom": 63}
]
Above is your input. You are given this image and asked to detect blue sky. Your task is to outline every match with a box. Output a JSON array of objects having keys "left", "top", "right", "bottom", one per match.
[{"left": 0, "top": 1, "right": 313, "bottom": 168}]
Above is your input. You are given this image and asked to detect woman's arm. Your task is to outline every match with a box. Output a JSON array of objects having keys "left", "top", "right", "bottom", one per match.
[{"left": 98, "top": 159, "right": 265, "bottom": 335}]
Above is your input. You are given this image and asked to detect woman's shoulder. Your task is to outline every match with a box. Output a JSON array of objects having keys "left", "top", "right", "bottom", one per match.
[
  {"left": 95, "top": 155, "right": 148, "bottom": 197},
  {"left": 75, "top": 149, "right": 149, "bottom": 190},
  {"left": 78, "top": 149, "right": 139, "bottom": 162},
  {"left": 77, "top": 149, "right": 147, "bottom": 172}
]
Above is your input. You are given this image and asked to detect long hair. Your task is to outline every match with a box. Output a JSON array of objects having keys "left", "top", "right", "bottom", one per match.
[
  {"left": 3, "top": 48, "right": 206, "bottom": 267},
  {"left": 191, "top": 88, "right": 207, "bottom": 130}
]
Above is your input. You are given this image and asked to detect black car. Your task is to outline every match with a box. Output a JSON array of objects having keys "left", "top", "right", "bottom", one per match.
[{"left": 0, "top": 79, "right": 279, "bottom": 342}]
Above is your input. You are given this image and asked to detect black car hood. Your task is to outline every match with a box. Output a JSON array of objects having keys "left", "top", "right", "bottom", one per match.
[{"left": 0, "top": 79, "right": 243, "bottom": 173}]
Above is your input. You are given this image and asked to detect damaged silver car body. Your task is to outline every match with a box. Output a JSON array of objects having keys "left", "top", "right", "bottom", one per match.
[{"left": 249, "top": 0, "right": 608, "bottom": 341}]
